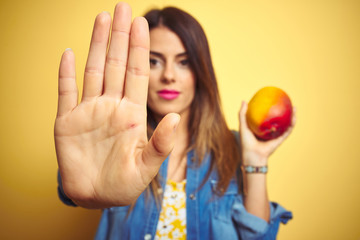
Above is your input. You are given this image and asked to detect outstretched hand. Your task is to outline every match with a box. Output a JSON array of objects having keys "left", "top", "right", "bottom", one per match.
[
  {"left": 54, "top": 3, "right": 180, "bottom": 209},
  {"left": 238, "top": 101, "right": 296, "bottom": 166}
]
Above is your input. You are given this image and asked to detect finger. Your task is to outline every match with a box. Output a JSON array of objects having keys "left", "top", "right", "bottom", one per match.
[
  {"left": 104, "top": 2, "right": 132, "bottom": 97},
  {"left": 278, "top": 107, "right": 296, "bottom": 140},
  {"left": 141, "top": 113, "right": 180, "bottom": 171},
  {"left": 291, "top": 107, "right": 297, "bottom": 127},
  {"left": 124, "top": 17, "right": 150, "bottom": 105},
  {"left": 239, "top": 101, "right": 250, "bottom": 134},
  {"left": 267, "top": 107, "right": 296, "bottom": 149},
  {"left": 279, "top": 106, "right": 296, "bottom": 140},
  {"left": 82, "top": 12, "right": 111, "bottom": 100},
  {"left": 57, "top": 49, "right": 78, "bottom": 117}
]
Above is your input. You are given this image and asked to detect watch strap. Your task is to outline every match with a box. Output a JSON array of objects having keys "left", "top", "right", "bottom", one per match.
[{"left": 242, "top": 165, "right": 268, "bottom": 174}]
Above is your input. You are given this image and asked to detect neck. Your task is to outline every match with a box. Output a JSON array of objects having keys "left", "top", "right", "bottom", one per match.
[
  {"left": 167, "top": 125, "right": 189, "bottom": 182},
  {"left": 160, "top": 110, "right": 191, "bottom": 182}
]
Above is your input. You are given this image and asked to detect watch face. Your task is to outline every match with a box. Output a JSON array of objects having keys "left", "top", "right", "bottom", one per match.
[
  {"left": 245, "top": 166, "right": 254, "bottom": 172},
  {"left": 244, "top": 166, "right": 268, "bottom": 173}
]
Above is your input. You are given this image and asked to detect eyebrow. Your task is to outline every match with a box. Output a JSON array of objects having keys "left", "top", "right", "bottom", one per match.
[{"left": 150, "top": 51, "right": 188, "bottom": 59}]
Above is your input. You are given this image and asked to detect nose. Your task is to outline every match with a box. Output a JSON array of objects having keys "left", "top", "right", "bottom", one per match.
[{"left": 162, "top": 62, "right": 175, "bottom": 83}]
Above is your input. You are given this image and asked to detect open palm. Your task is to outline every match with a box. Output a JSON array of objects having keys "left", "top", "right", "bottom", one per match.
[{"left": 54, "top": 3, "right": 179, "bottom": 209}]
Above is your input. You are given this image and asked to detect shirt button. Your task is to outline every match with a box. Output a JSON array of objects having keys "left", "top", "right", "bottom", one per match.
[
  {"left": 144, "top": 234, "right": 151, "bottom": 240},
  {"left": 189, "top": 194, "right": 196, "bottom": 200}
]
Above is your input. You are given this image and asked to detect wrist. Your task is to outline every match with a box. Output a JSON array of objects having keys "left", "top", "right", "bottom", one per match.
[
  {"left": 241, "top": 165, "right": 268, "bottom": 197},
  {"left": 242, "top": 154, "right": 268, "bottom": 166}
]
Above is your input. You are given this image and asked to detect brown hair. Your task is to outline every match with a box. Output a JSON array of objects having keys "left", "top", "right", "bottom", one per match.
[{"left": 144, "top": 7, "right": 241, "bottom": 197}]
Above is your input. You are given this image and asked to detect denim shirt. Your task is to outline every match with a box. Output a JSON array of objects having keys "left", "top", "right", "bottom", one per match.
[{"left": 58, "top": 150, "right": 292, "bottom": 240}]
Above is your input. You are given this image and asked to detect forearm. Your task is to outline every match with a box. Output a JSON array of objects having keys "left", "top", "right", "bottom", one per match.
[
  {"left": 237, "top": 100, "right": 295, "bottom": 224},
  {"left": 242, "top": 170, "right": 270, "bottom": 222}
]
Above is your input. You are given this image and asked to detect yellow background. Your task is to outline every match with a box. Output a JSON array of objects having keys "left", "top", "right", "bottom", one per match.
[{"left": 0, "top": 0, "right": 359, "bottom": 239}]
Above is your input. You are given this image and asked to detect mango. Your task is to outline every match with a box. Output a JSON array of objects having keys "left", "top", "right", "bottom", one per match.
[{"left": 246, "top": 86, "right": 293, "bottom": 141}]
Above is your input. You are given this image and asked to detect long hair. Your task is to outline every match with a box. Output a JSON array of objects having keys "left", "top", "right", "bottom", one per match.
[{"left": 144, "top": 7, "right": 241, "bottom": 198}]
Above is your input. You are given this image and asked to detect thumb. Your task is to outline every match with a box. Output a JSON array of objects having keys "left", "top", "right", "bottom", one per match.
[
  {"left": 142, "top": 113, "right": 180, "bottom": 171},
  {"left": 239, "top": 101, "right": 249, "bottom": 134}
]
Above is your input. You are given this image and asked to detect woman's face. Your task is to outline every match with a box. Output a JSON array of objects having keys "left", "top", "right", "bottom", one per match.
[{"left": 147, "top": 26, "right": 196, "bottom": 120}]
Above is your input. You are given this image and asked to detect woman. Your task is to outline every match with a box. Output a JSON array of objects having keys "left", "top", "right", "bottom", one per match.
[{"left": 56, "top": 2, "right": 295, "bottom": 239}]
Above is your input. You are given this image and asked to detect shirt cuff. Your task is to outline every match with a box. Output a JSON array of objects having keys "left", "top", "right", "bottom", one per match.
[{"left": 232, "top": 195, "right": 293, "bottom": 239}]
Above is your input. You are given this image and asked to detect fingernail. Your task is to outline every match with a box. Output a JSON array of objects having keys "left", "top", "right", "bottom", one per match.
[
  {"left": 173, "top": 114, "right": 180, "bottom": 133},
  {"left": 65, "top": 48, "right": 72, "bottom": 51}
]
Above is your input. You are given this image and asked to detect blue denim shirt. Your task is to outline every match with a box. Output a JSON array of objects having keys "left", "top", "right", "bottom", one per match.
[{"left": 58, "top": 150, "right": 292, "bottom": 240}]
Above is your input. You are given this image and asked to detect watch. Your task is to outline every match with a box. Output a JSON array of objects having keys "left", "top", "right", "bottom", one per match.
[{"left": 242, "top": 165, "right": 268, "bottom": 174}]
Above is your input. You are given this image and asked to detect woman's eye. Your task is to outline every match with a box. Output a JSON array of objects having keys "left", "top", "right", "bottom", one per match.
[
  {"left": 150, "top": 59, "right": 159, "bottom": 67},
  {"left": 179, "top": 59, "right": 189, "bottom": 66}
]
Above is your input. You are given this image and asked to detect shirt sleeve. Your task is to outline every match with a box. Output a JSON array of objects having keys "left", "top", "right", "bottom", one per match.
[
  {"left": 57, "top": 170, "right": 77, "bottom": 207},
  {"left": 232, "top": 195, "right": 292, "bottom": 240}
]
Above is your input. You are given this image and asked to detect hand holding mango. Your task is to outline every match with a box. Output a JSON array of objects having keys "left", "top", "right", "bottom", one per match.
[{"left": 246, "top": 86, "right": 293, "bottom": 141}]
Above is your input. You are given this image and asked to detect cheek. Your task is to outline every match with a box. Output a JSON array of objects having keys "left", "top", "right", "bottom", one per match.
[
  {"left": 184, "top": 73, "right": 196, "bottom": 98},
  {"left": 147, "top": 75, "right": 157, "bottom": 103},
  {"left": 148, "top": 72, "right": 159, "bottom": 91}
]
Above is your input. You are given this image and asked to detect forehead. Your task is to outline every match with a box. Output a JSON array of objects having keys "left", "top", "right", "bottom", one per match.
[{"left": 149, "top": 27, "right": 186, "bottom": 55}]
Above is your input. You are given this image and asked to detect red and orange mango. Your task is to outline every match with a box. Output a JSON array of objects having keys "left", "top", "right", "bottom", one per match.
[{"left": 246, "top": 86, "right": 293, "bottom": 141}]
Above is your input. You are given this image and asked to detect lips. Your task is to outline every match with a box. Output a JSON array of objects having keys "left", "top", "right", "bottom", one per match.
[{"left": 157, "top": 89, "right": 180, "bottom": 100}]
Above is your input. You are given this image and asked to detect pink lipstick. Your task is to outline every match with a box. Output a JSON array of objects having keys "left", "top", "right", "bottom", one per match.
[{"left": 157, "top": 89, "right": 180, "bottom": 100}]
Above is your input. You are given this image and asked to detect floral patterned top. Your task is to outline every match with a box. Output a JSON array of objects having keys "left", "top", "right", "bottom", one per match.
[{"left": 155, "top": 179, "right": 187, "bottom": 240}]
